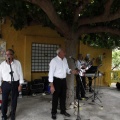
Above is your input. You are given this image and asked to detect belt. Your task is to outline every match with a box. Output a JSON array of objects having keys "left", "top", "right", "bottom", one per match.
[
  {"left": 3, "top": 80, "right": 19, "bottom": 84},
  {"left": 3, "top": 81, "right": 11, "bottom": 84},
  {"left": 54, "top": 77, "right": 66, "bottom": 80}
]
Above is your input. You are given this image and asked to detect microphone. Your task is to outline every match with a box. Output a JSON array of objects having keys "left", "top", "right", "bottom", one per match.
[
  {"left": 69, "top": 56, "right": 76, "bottom": 61},
  {"left": 8, "top": 58, "right": 10, "bottom": 61}
]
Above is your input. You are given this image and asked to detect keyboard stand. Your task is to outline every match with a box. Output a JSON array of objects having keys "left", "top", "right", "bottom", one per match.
[{"left": 85, "top": 72, "right": 103, "bottom": 107}]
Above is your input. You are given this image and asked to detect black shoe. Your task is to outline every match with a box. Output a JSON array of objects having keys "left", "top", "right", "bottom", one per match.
[
  {"left": 11, "top": 116, "right": 15, "bottom": 120},
  {"left": 60, "top": 111, "right": 71, "bottom": 117},
  {"left": 89, "top": 89, "right": 94, "bottom": 93},
  {"left": 51, "top": 114, "right": 56, "bottom": 119}
]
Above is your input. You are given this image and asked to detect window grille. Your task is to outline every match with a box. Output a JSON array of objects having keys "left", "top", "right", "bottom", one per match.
[{"left": 32, "top": 43, "right": 59, "bottom": 72}]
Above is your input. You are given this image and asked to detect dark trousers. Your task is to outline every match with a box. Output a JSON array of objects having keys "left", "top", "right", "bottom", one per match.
[
  {"left": 88, "top": 77, "right": 92, "bottom": 89},
  {"left": 52, "top": 77, "right": 67, "bottom": 114},
  {"left": 76, "top": 75, "right": 86, "bottom": 98},
  {"left": 1, "top": 81, "right": 19, "bottom": 119}
]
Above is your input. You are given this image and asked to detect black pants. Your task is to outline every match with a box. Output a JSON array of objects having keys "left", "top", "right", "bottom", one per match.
[
  {"left": 88, "top": 77, "right": 92, "bottom": 89},
  {"left": 76, "top": 75, "right": 86, "bottom": 98},
  {"left": 1, "top": 81, "right": 19, "bottom": 119},
  {"left": 52, "top": 77, "right": 67, "bottom": 114}
]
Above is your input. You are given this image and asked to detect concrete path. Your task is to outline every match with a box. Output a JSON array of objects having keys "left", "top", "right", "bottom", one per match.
[{"left": 0, "top": 87, "right": 120, "bottom": 120}]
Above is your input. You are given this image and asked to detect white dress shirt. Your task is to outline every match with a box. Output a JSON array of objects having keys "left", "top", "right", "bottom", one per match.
[
  {"left": 48, "top": 56, "right": 71, "bottom": 82},
  {"left": 76, "top": 60, "right": 86, "bottom": 76},
  {"left": 0, "top": 59, "right": 24, "bottom": 86}
]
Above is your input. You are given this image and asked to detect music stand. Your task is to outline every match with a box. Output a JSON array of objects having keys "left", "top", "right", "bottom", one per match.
[{"left": 86, "top": 65, "right": 103, "bottom": 107}]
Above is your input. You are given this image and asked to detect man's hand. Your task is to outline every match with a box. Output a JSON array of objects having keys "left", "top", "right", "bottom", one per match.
[
  {"left": 71, "top": 70, "right": 79, "bottom": 74},
  {"left": 18, "top": 85, "right": 22, "bottom": 92},
  {"left": 50, "top": 83, "right": 55, "bottom": 94},
  {"left": 0, "top": 87, "right": 2, "bottom": 94}
]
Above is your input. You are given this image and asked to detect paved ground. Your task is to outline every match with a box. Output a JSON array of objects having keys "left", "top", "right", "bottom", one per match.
[{"left": 0, "top": 87, "right": 120, "bottom": 120}]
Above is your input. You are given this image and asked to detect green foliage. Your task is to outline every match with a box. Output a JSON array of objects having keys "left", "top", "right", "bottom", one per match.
[
  {"left": 111, "top": 0, "right": 120, "bottom": 13},
  {"left": 81, "top": 0, "right": 106, "bottom": 17},
  {"left": 0, "top": 0, "right": 52, "bottom": 30},
  {"left": 51, "top": 0, "right": 77, "bottom": 25},
  {"left": 0, "top": 0, "right": 120, "bottom": 49},
  {"left": 112, "top": 49, "right": 120, "bottom": 70},
  {"left": 79, "top": 0, "right": 120, "bottom": 49},
  {"left": 82, "top": 33, "right": 120, "bottom": 49}
]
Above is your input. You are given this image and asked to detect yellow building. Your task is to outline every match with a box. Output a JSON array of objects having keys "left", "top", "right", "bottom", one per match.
[{"left": 0, "top": 19, "right": 112, "bottom": 86}]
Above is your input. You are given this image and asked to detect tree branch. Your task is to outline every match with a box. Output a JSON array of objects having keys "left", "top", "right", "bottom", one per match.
[
  {"left": 78, "top": 0, "right": 120, "bottom": 26},
  {"left": 25, "top": 0, "right": 71, "bottom": 38},
  {"left": 77, "top": 26, "right": 120, "bottom": 36},
  {"left": 78, "top": 9, "right": 120, "bottom": 26},
  {"left": 104, "top": 0, "right": 114, "bottom": 16}
]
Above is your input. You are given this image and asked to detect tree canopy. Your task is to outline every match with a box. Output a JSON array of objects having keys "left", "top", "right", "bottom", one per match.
[
  {"left": 0, "top": 0, "right": 120, "bottom": 49},
  {"left": 0, "top": 0, "right": 118, "bottom": 106}
]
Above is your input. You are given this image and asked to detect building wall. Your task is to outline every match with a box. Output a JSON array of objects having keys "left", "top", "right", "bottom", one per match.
[
  {"left": 1, "top": 20, "right": 65, "bottom": 81},
  {"left": 1, "top": 20, "right": 112, "bottom": 85}
]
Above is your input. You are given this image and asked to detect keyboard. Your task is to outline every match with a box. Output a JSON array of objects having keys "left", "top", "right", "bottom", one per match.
[{"left": 85, "top": 73, "right": 102, "bottom": 77}]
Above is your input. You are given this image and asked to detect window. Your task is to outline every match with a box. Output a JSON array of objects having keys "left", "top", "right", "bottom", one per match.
[{"left": 32, "top": 43, "right": 59, "bottom": 72}]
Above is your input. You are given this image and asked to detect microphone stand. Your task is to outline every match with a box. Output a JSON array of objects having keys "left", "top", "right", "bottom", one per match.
[
  {"left": 69, "top": 57, "right": 87, "bottom": 120},
  {"left": 8, "top": 58, "right": 14, "bottom": 118},
  {"left": 76, "top": 73, "right": 82, "bottom": 120},
  {"left": 76, "top": 69, "right": 87, "bottom": 120}
]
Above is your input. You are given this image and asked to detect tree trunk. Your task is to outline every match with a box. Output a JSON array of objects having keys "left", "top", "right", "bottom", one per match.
[{"left": 64, "top": 38, "right": 78, "bottom": 108}]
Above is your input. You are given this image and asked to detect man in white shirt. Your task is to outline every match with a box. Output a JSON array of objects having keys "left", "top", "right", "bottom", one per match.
[
  {"left": 49, "top": 48, "right": 77, "bottom": 119},
  {"left": 0, "top": 49, "right": 24, "bottom": 120}
]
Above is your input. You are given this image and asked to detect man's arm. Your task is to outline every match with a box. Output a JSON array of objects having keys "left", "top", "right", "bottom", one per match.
[
  {"left": 66, "top": 59, "right": 78, "bottom": 74},
  {"left": 48, "top": 59, "right": 56, "bottom": 94},
  {"left": 49, "top": 82, "right": 55, "bottom": 94},
  {"left": 18, "top": 61, "right": 24, "bottom": 91}
]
